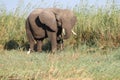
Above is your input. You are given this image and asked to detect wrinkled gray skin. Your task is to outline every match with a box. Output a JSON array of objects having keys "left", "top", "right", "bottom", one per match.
[{"left": 26, "top": 8, "right": 77, "bottom": 53}]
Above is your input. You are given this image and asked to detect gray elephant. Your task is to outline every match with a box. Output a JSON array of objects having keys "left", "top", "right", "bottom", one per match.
[{"left": 25, "top": 8, "right": 77, "bottom": 54}]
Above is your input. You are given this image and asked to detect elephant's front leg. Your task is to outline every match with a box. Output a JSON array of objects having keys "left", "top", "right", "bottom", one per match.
[
  {"left": 47, "top": 31, "right": 57, "bottom": 53},
  {"left": 37, "top": 40, "right": 43, "bottom": 52},
  {"left": 57, "top": 35, "right": 64, "bottom": 50}
]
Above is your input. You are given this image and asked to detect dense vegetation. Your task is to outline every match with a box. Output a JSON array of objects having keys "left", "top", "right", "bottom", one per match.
[
  {"left": 0, "top": 0, "right": 120, "bottom": 80},
  {"left": 0, "top": 0, "right": 120, "bottom": 50}
]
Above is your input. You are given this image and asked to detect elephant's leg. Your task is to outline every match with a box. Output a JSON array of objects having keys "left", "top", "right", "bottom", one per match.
[
  {"left": 27, "top": 38, "right": 35, "bottom": 54},
  {"left": 30, "top": 40, "right": 35, "bottom": 51},
  {"left": 57, "top": 35, "right": 64, "bottom": 50},
  {"left": 47, "top": 31, "right": 57, "bottom": 53},
  {"left": 36, "top": 40, "right": 43, "bottom": 52},
  {"left": 51, "top": 33, "right": 57, "bottom": 53},
  {"left": 26, "top": 19, "right": 35, "bottom": 54}
]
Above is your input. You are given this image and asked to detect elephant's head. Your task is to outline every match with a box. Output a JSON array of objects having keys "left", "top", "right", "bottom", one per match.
[
  {"left": 62, "top": 14, "right": 77, "bottom": 39},
  {"left": 52, "top": 8, "right": 77, "bottom": 39}
]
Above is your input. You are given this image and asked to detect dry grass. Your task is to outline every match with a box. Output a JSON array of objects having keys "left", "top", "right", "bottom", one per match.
[{"left": 0, "top": 48, "right": 120, "bottom": 80}]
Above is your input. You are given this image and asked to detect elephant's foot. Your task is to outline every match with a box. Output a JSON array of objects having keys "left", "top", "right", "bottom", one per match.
[
  {"left": 51, "top": 50, "right": 56, "bottom": 54},
  {"left": 57, "top": 37, "right": 64, "bottom": 51},
  {"left": 37, "top": 49, "right": 42, "bottom": 53},
  {"left": 51, "top": 47, "right": 57, "bottom": 54},
  {"left": 57, "top": 43, "right": 64, "bottom": 51},
  {"left": 60, "top": 43, "right": 64, "bottom": 50},
  {"left": 27, "top": 48, "right": 34, "bottom": 54}
]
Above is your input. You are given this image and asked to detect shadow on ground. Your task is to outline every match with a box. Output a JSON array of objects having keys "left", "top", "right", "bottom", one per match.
[
  {"left": 4, "top": 40, "right": 19, "bottom": 50},
  {"left": 4, "top": 39, "right": 51, "bottom": 52}
]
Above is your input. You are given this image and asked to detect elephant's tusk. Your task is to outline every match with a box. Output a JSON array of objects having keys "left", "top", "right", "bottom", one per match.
[
  {"left": 72, "top": 30, "right": 77, "bottom": 36},
  {"left": 62, "top": 28, "right": 65, "bottom": 35}
]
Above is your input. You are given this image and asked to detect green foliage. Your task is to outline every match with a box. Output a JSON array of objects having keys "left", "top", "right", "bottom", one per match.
[
  {"left": 0, "top": 13, "right": 27, "bottom": 50},
  {"left": 72, "top": 1, "right": 120, "bottom": 49}
]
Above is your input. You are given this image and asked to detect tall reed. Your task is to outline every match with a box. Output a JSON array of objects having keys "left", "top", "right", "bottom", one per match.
[
  {"left": 72, "top": 0, "right": 120, "bottom": 49},
  {"left": 0, "top": 0, "right": 120, "bottom": 50}
]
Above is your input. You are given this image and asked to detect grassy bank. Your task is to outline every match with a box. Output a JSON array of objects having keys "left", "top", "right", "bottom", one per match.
[{"left": 0, "top": 47, "right": 120, "bottom": 80}]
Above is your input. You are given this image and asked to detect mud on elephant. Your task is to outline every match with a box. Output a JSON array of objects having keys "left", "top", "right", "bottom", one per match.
[{"left": 25, "top": 8, "right": 77, "bottom": 54}]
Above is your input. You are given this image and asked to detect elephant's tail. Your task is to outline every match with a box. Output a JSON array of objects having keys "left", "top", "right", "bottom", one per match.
[{"left": 25, "top": 17, "right": 35, "bottom": 43}]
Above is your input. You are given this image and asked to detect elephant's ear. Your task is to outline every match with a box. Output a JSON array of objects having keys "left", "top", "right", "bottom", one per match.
[{"left": 55, "top": 14, "right": 62, "bottom": 27}]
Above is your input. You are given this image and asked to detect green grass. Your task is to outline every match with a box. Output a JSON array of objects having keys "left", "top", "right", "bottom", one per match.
[{"left": 0, "top": 47, "right": 120, "bottom": 80}]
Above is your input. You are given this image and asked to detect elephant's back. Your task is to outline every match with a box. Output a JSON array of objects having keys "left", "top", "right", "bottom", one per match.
[{"left": 30, "top": 8, "right": 43, "bottom": 15}]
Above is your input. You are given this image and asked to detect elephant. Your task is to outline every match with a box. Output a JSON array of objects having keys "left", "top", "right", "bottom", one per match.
[{"left": 25, "top": 8, "right": 77, "bottom": 54}]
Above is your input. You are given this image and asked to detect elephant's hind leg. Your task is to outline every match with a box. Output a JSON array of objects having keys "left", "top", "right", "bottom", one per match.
[
  {"left": 26, "top": 18, "right": 35, "bottom": 54},
  {"left": 37, "top": 40, "right": 43, "bottom": 52}
]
